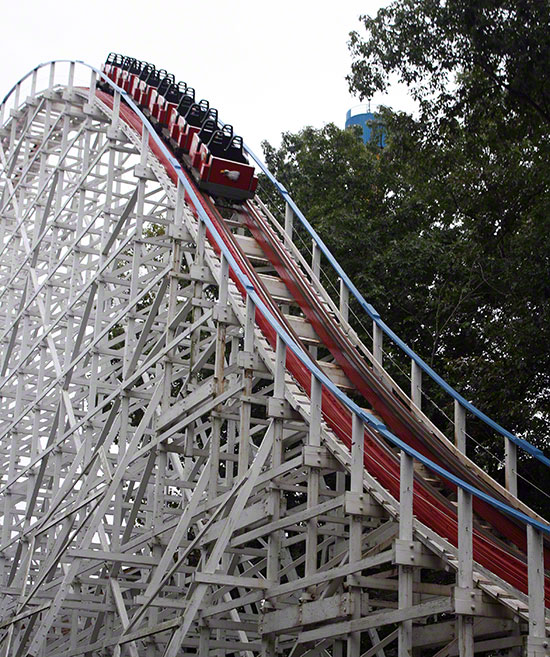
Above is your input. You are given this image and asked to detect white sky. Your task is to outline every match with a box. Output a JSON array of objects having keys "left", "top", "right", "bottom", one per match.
[{"left": 1, "top": 0, "right": 413, "bottom": 154}]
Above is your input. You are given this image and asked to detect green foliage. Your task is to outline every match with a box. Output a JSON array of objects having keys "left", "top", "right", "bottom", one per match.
[
  {"left": 348, "top": 0, "right": 550, "bottom": 131},
  {"left": 262, "top": 1, "right": 550, "bottom": 512}
]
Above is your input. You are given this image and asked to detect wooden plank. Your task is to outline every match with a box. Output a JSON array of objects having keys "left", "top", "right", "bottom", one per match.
[
  {"left": 297, "top": 597, "right": 454, "bottom": 643},
  {"left": 193, "top": 572, "right": 273, "bottom": 590},
  {"left": 261, "top": 594, "right": 352, "bottom": 634}
]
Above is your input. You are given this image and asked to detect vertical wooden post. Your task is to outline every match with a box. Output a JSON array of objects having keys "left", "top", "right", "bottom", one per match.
[
  {"left": 284, "top": 202, "right": 293, "bottom": 249},
  {"left": 305, "top": 375, "right": 321, "bottom": 577},
  {"left": 238, "top": 295, "right": 255, "bottom": 477},
  {"left": 399, "top": 452, "right": 414, "bottom": 657},
  {"left": 31, "top": 68, "right": 38, "bottom": 98},
  {"left": 88, "top": 70, "right": 97, "bottom": 106},
  {"left": 527, "top": 525, "right": 546, "bottom": 656},
  {"left": 67, "top": 61, "right": 75, "bottom": 94},
  {"left": 14, "top": 83, "right": 20, "bottom": 114},
  {"left": 373, "top": 321, "right": 383, "bottom": 365},
  {"left": 199, "top": 625, "right": 210, "bottom": 657},
  {"left": 411, "top": 360, "right": 422, "bottom": 410},
  {"left": 339, "top": 278, "right": 349, "bottom": 324},
  {"left": 209, "top": 255, "right": 229, "bottom": 500},
  {"left": 48, "top": 62, "right": 56, "bottom": 91},
  {"left": 264, "top": 335, "right": 286, "bottom": 657},
  {"left": 505, "top": 438, "right": 518, "bottom": 497},
  {"left": 454, "top": 400, "right": 466, "bottom": 453},
  {"left": 457, "top": 487, "right": 474, "bottom": 657},
  {"left": 312, "top": 241, "right": 321, "bottom": 282},
  {"left": 347, "top": 413, "right": 363, "bottom": 657},
  {"left": 111, "top": 91, "right": 121, "bottom": 133},
  {"left": 189, "top": 220, "right": 206, "bottom": 387}
]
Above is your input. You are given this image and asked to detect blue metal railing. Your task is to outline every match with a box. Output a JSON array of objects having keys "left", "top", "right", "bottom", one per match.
[
  {"left": 242, "top": 144, "right": 550, "bottom": 469},
  {"left": 1, "top": 60, "right": 548, "bottom": 533}
]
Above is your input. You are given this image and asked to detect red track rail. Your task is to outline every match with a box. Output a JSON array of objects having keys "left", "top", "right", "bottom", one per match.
[{"left": 96, "top": 89, "right": 550, "bottom": 606}]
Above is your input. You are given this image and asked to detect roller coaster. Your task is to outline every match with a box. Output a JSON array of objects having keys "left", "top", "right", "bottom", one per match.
[{"left": 0, "top": 58, "right": 548, "bottom": 656}]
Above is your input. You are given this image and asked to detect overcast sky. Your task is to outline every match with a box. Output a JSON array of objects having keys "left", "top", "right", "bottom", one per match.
[{"left": 1, "top": 0, "right": 413, "bottom": 154}]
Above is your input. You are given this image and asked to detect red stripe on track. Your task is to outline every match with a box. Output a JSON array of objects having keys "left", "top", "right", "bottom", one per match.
[{"left": 95, "top": 89, "right": 549, "bottom": 605}]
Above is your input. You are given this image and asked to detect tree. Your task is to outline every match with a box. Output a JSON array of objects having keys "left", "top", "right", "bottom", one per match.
[
  {"left": 262, "top": 1, "right": 550, "bottom": 513},
  {"left": 348, "top": 0, "right": 550, "bottom": 131}
]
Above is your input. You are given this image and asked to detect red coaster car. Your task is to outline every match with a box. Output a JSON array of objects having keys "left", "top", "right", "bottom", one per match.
[
  {"left": 100, "top": 52, "right": 258, "bottom": 202},
  {"left": 121, "top": 58, "right": 148, "bottom": 97},
  {"left": 158, "top": 81, "right": 188, "bottom": 128},
  {"left": 190, "top": 124, "right": 258, "bottom": 201},
  {"left": 168, "top": 89, "right": 195, "bottom": 142},
  {"left": 117, "top": 56, "right": 137, "bottom": 91},
  {"left": 132, "top": 64, "right": 155, "bottom": 104},
  {"left": 178, "top": 101, "right": 214, "bottom": 153},
  {"left": 148, "top": 70, "right": 174, "bottom": 119},
  {"left": 189, "top": 117, "right": 220, "bottom": 169},
  {"left": 103, "top": 52, "right": 124, "bottom": 86}
]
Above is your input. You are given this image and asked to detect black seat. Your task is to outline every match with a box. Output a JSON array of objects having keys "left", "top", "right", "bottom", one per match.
[
  {"left": 146, "top": 69, "right": 162, "bottom": 89},
  {"left": 121, "top": 57, "right": 135, "bottom": 72},
  {"left": 165, "top": 81, "right": 187, "bottom": 104},
  {"left": 205, "top": 124, "right": 233, "bottom": 157},
  {"left": 184, "top": 100, "right": 210, "bottom": 127},
  {"left": 128, "top": 59, "right": 144, "bottom": 75},
  {"left": 203, "top": 108, "right": 219, "bottom": 127},
  {"left": 197, "top": 115, "right": 219, "bottom": 148},
  {"left": 223, "top": 135, "right": 247, "bottom": 164},
  {"left": 105, "top": 52, "right": 124, "bottom": 67},
  {"left": 157, "top": 73, "right": 175, "bottom": 98},
  {"left": 177, "top": 89, "right": 195, "bottom": 117},
  {"left": 200, "top": 108, "right": 219, "bottom": 137},
  {"left": 205, "top": 130, "right": 226, "bottom": 158},
  {"left": 140, "top": 64, "right": 155, "bottom": 82}
]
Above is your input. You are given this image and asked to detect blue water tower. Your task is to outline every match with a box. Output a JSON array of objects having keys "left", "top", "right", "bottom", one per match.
[{"left": 345, "top": 105, "right": 386, "bottom": 147}]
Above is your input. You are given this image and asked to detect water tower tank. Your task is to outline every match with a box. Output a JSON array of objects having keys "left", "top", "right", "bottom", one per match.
[{"left": 345, "top": 105, "right": 386, "bottom": 146}]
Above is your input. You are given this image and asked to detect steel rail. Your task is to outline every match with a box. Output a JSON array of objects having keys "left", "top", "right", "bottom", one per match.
[
  {"left": 1, "top": 59, "right": 548, "bottom": 538},
  {"left": 241, "top": 139, "right": 550, "bottom": 469}
]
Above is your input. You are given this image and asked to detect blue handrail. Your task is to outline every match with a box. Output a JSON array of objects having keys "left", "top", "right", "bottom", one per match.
[
  {"left": 242, "top": 143, "right": 550, "bottom": 469},
  {"left": 1, "top": 60, "right": 548, "bottom": 533}
]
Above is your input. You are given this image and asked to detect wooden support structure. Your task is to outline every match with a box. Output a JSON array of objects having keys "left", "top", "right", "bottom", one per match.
[{"left": 0, "top": 60, "right": 546, "bottom": 657}]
